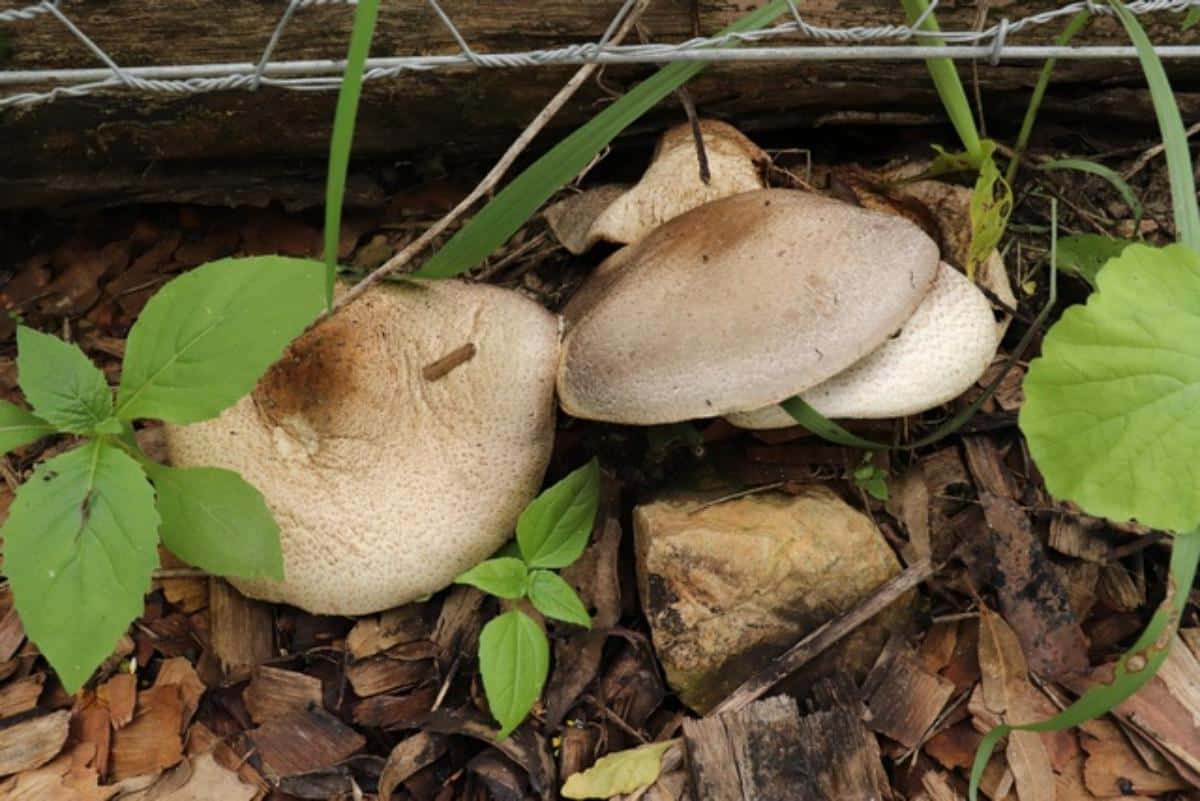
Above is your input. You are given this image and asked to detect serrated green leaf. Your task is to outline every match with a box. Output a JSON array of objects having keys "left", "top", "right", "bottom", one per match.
[
  {"left": 412, "top": 0, "right": 793, "bottom": 279},
  {"left": 0, "top": 400, "right": 55, "bottom": 454},
  {"left": 1021, "top": 243, "right": 1200, "bottom": 533},
  {"left": 479, "top": 609, "right": 549, "bottom": 738},
  {"left": 1039, "top": 158, "right": 1143, "bottom": 222},
  {"left": 144, "top": 463, "right": 283, "bottom": 581},
  {"left": 527, "top": 570, "right": 591, "bottom": 628},
  {"left": 116, "top": 256, "right": 325, "bottom": 424},
  {"left": 562, "top": 739, "right": 678, "bottom": 799},
  {"left": 16, "top": 326, "right": 113, "bottom": 434},
  {"left": 970, "top": 531, "right": 1200, "bottom": 800},
  {"left": 2, "top": 440, "right": 159, "bottom": 692},
  {"left": 455, "top": 557, "right": 529, "bottom": 600},
  {"left": 517, "top": 460, "right": 600, "bottom": 569},
  {"left": 967, "top": 147, "right": 1013, "bottom": 280},
  {"left": 1054, "top": 234, "right": 1132, "bottom": 288}
]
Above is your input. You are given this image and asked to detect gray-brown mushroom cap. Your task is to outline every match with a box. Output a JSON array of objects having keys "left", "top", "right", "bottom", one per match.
[
  {"left": 164, "top": 280, "right": 560, "bottom": 615},
  {"left": 557, "top": 189, "right": 941, "bottom": 424}
]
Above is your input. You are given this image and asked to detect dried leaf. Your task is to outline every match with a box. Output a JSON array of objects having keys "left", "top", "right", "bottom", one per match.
[{"left": 562, "top": 740, "right": 677, "bottom": 800}]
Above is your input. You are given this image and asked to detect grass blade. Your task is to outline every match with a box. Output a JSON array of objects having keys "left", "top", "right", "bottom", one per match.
[
  {"left": 1112, "top": 0, "right": 1200, "bottom": 251},
  {"left": 413, "top": 0, "right": 793, "bottom": 279},
  {"left": 1039, "top": 157, "right": 1143, "bottom": 223},
  {"left": 899, "top": 0, "right": 982, "bottom": 163},
  {"left": 323, "top": 0, "right": 381, "bottom": 306},
  {"left": 969, "top": 531, "right": 1200, "bottom": 800},
  {"left": 1006, "top": 10, "right": 1091, "bottom": 184}
]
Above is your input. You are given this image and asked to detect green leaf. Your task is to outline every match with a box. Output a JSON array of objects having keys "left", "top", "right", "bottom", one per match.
[
  {"left": 1021, "top": 243, "right": 1200, "bottom": 533},
  {"left": 1112, "top": 0, "right": 1200, "bottom": 252},
  {"left": 899, "top": 0, "right": 982, "bottom": 163},
  {"left": 143, "top": 462, "right": 284, "bottom": 581},
  {"left": 479, "top": 609, "right": 550, "bottom": 738},
  {"left": 455, "top": 557, "right": 530, "bottom": 600},
  {"left": 16, "top": 326, "right": 113, "bottom": 435},
  {"left": 967, "top": 146, "right": 1013, "bottom": 280},
  {"left": 1039, "top": 158, "right": 1143, "bottom": 223},
  {"left": 116, "top": 256, "right": 325, "bottom": 424},
  {"left": 412, "top": 0, "right": 792, "bottom": 279},
  {"left": 562, "top": 739, "right": 678, "bottom": 799},
  {"left": 516, "top": 460, "right": 601, "bottom": 569},
  {"left": 323, "top": 0, "right": 380, "bottom": 306},
  {"left": 1054, "top": 234, "right": 1132, "bottom": 288},
  {"left": 853, "top": 462, "right": 890, "bottom": 502},
  {"left": 1184, "top": 6, "right": 1200, "bottom": 31},
  {"left": 970, "top": 530, "right": 1200, "bottom": 800},
  {"left": 2, "top": 440, "right": 159, "bottom": 692},
  {"left": 527, "top": 570, "right": 591, "bottom": 628},
  {"left": 0, "top": 400, "right": 55, "bottom": 454}
]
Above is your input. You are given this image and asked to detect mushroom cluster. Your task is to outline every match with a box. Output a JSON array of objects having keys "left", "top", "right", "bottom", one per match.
[{"left": 164, "top": 120, "right": 1011, "bottom": 615}]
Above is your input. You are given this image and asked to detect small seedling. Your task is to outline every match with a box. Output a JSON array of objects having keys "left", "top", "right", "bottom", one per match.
[
  {"left": 851, "top": 455, "right": 889, "bottom": 502},
  {"left": 455, "top": 459, "right": 601, "bottom": 738}
]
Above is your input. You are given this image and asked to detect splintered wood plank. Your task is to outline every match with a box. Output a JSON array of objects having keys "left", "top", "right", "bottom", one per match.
[
  {"left": 722, "top": 696, "right": 807, "bottom": 801},
  {"left": 865, "top": 650, "right": 955, "bottom": 748},
  {"left": 683, "top": 714, "right": 743, "bottom": 801},
  {"left": 247, "top": 705, "right": 366, "bottom": 779},
  {"left": 0, "top": 709, "right": 70, "bottom": 776},
  {"left": 108, "top": 684, "right": 185, "bottom": 781},
  {"left": 243, "top": 666, "right": 323, "bottom": 724},
  {"left": 209, "top": 579, "right": 275, "bottom": 682}
]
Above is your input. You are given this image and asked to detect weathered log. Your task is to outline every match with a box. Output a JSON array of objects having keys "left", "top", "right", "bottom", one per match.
[{"left": 1, "top": 0, "right": 1198, "bottom": 207}]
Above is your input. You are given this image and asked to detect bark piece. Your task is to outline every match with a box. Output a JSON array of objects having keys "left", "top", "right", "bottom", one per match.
[
  {"left": 117, "top": 752, "right": 257, "bottom": 801},
  {"left": 153, "top": 658, "right": 206, "bottom": 728},
  {"left": 186, "top": 722, "right": 269, "bottom": 796},
  {"left": 246, "top": 705, "right": 366, "bottom": 780},
  {"left": 351, "top": 685, "right": 437, "bottom": 730},
  {"left": 345, "top": 656, "right": 432, "bottom": 697},
  {"left": 0, "top": 674, "right": 44, "bottom": 719},
  {"left": 636, "top": 486, "right": 910, "bottom": 712},
  {"left": 0, "top": 742, "right": 115, "bottom": 801},
  {"left": 379, "top": 732, "right": 448, "bottom": 801},
  {"left": 864, "top": 650, "right": 955, "bottom": 748},
  {"left": 108, "top": 684, "right": 185, "bottom": 781},
  {"left": 346, "top": 607, "right": 428, "bottom": 660},
  {"left": 209, "top": 579, "right": 275, "bottom": 682},
  {"left": 98, "top": 673, "right": 136, "bottom": 730},
  {"left": 1079, "top": 718, "right": 1187, "bottom": 796},
  {"left": 0, "top": 710, "right": 71, "bottom": 776},
  {"left": 243, "top": 665, "right": 323, "bottom": 724}
]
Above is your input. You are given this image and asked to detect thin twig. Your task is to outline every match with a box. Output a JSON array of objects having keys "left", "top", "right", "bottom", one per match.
[
  {"left": 1123, "top": 120, "right": 1200, "bottom": 179},
  {"left": 711, "top": 559, "right": 934, "bottom": 715},
  {"left": 324, "top": 0, "right": 654, "bottom": 320}
]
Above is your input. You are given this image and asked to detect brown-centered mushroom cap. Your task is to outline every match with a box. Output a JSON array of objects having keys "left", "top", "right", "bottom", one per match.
[
  {"left": 545, "top": 120, "right": 767, "bottom": 254},
  {"left": 557, "top": 189, "right": 940, "bottom": 424},
  {"left": 165, "top": 280, "right": 560, "bottom": 615}
]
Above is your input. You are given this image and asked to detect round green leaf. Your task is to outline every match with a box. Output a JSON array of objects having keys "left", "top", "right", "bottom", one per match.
[
  {"left": 527, "top": 570, "right": 591, "bottom": 629},
  {"left": 1021, "top": 243, "right": 1200, "bottom": 532},
  {"left": 478, "top": 609, "right": 549, "bottom": 739},
  {"left": 3, "top": 441, "right": 160, "bottom": 692},
  {"left": 455, "top": 557, "right": 529, "bottom": 600}
]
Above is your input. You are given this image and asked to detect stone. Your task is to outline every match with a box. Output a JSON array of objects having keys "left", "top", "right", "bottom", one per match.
[{"left": 634, "top": 486, "right": 911, "bottom": 713}]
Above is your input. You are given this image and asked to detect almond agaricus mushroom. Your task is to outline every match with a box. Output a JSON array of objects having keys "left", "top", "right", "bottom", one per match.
[
  {"left": 164, "top": 280, "right": 559, "bottom": 615},
  {"left": 556, "top": 189, "right": 941, "bottom": 424},
  {"left": 545, "top": 120, "right": 767, "bottom": 253}
]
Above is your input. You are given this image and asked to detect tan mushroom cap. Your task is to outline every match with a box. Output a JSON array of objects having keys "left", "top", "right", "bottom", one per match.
[
  {"left": 544, "top": 120, "right": 767, "bottom": 254},
  {"left": 557, "top": 189, "right": 940, "bottom": 424},
  {"left": 164, "top": 280, "right": 560, "bottom": 615},
  {"left": 726, "top": 260, "right": 1006, "bottom": 426}
]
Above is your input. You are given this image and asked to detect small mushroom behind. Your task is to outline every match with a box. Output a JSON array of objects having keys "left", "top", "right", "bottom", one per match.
[
  {"left": 164, "top": 280, "right": 560, "bottom": 616},
  {"left": 545, "top": 120, "right": 767, "bottom": 254},
  {"left": 726, "top": 260, "right": 1009, "bottom": 426},
  {"left": 557, "top": 189, "right": 941, "bottom": 424}
]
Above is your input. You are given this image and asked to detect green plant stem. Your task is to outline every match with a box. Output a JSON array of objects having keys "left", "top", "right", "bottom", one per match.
[
  {"left": 322, "top": 0, "right": 381, "bottom": 307},
  {"left": 969, "top": 530, "right": 1200, "bottom": 800},
  {"left": 1005, "top": 11, "right": 1091, "bottom": 185},
  {"left": 899, "top": 0, "right": 982, "bottom": 162}
]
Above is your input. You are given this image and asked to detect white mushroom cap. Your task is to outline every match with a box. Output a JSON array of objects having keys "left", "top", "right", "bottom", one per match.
[
  {"left": 726, "top": 260, "right": 1004, "bottom": 426},
  {"left": 164, "top": 280, "right": 560, "bottom": 615},
  {"left": 544, "top": 120, "right": 767, "bottom": 254},
  {"left": 557, "top": 189, "right": 940, "bottom": 424}
]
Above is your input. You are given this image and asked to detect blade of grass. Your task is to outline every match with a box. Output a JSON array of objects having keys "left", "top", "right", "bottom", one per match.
[
  {"left": 898, "top": 0, "right": 982, "bottom": 163},
  {"left": 1005, "top": 10, "right": 1091, "bottom": 185},
  {"left": 322, "top": 0, "right": 381, "bottom": 307},
  {"left": 412, "top": 0, "right": 793, "bottom": 279},
  {"left": 1039, "top": 157, "right": 1144, "bottom": 224},
  {"left": 969, "top": 530, "right": 1200, "bottom": 800},
  {"left": 1112, "top": 0, "right": 1200, "bottom": 251}
]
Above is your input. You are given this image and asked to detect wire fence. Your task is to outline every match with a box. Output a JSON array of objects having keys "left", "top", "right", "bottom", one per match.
[{"left": 2, "top": 0, "right": 1200, "bottom": 110}]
